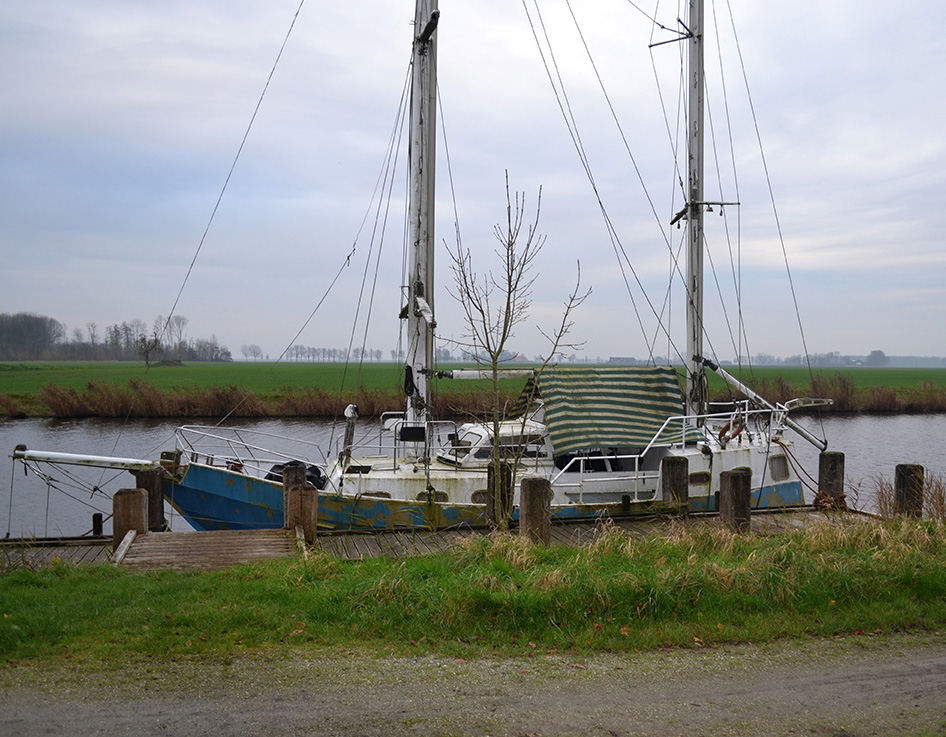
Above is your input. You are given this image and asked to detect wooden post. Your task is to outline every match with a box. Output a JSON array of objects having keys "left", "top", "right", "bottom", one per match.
[
  {"left": 520, "top": 477, "right": 552, "bottom": 545},
  {"left": 818, "top": 451, "right": 845, "bottom": 502},
  {"left": 92, "top": 513, "right": 103, "bottom": 537},
  {"left": 816, "top": 451, "right": 846, "bottom": 509},
  {"left": 719, "top": 467, "right": 751, "bottom": 532},
  {"left": 895, "top": 464, "right": 924, "bottom": 518},
  {"left": 289, "top": 484, "right": 319, "bottom": 545},
  {"left": 113, "top": 488, "right": 148, "bottom": 551},
  {"left": 486, "top": 461, "right": 513, "bottom": 529},
  {"left": 283, "top": 464, "right": 308, "bottom": 531},
  {"left": 660, "top": 456, "right": 689, "bottom": 508},
  {"left": 135, "top": 469, "right": 166, "bottom": 532}
]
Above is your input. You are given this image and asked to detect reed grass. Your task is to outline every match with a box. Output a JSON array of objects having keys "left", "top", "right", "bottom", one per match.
[
  {"left": 0, "top": 392, "right": 25, "bottom": 418},
  {"left": 872, "top": 471, "right": 946, "bottom": 521},
  {"left": 29, "top": 379, "right": 517, "bottom": 420},
  {"left": 2, "top": 518, "right": 945, "bottom": 663}
]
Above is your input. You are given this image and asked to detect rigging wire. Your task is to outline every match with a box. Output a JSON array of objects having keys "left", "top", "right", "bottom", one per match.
[
  {"left": 523, "top": 0, "right": 687, "bottom": 367},
  {"left": 161, "top": 0, "right": 308, "bottom": 341},
  {"left": 81, "top": 0, "right": 310, "bottom": 489},
  {"left": 709, "top": 0, "right": 749, "bottom": 370},
  {"left": 345, "top": 62, "right": 413, "bottom": 390},
  {"left": 722, "top": 0, "right": 826, "bottom": 442},
  {"left": 217, "top": 62, "right": 413, "bottom": 429}
]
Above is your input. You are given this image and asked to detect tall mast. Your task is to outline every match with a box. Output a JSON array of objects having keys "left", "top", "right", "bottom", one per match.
[
  {"left": 684, "top": 0, "right": 705, "bottom": 419},
  {"left": 404, "top": 0, "right": 439, "bottom": 429}
]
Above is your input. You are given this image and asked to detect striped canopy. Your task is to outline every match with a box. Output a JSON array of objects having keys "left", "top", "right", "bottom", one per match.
[{"left": 516, "top": 366, "right": 690, "bottom": 455}]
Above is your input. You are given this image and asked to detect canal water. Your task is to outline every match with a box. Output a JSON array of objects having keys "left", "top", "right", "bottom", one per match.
[{"left": 2, "top": 414, "right": 945, "bottom": 538}]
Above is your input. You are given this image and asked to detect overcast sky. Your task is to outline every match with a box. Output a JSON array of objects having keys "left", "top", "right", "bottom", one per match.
[{"left": 2, "top": 1, "right": 944, "bottom": 363}]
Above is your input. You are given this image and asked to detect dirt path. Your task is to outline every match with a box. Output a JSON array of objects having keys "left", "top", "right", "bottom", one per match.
[{"left": 2, "top": 632, "right": 945, "bottom": 737}]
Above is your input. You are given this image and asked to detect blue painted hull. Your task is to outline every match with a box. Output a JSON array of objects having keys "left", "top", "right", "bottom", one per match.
[{"left": 164, "top": 464, "right": 805, "bottom": 532}]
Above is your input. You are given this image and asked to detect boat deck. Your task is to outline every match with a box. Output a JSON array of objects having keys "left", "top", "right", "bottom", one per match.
[{"left": 1, "top": 507, "right": 869, "bottom": 572}]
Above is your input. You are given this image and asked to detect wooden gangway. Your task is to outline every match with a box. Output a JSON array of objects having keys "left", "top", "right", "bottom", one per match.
[{"left": 119, "top": 528, "right": 298, "bottom": 571}]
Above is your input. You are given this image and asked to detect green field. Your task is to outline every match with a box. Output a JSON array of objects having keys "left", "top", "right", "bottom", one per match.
[
  {"left": 4, "top": 361, "right": 946, "bottom": 393},
  {"left": 1, "top": 361, "right": 945, "bottom": 418}
]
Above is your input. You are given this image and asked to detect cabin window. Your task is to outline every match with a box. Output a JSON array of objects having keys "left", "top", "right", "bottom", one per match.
[
  {"left": 472, "top": 491, "right": 488, "bottom": 505},
  {"left": 554, "top": 451, "right": 609, "bottom": 473},
  {"left": 769, "top": 455, "right": 790, "bottom": 481},
  {"left": 689, "top": 471, "right": 711, "bottom": 486},
  {"left": 362, "top": 491, "right": 391, "bottom": 499},
  {"left": 501, "top": 435, "right": 548, "bottom": 458},
  {"left": 439, "top": 430, "right": 481, "bottom": 462},
  {"left": 417, "top": 490, "right": 448, "bottom": 503},
  {"left": 472, "top": 434, "right": 549, "bottom": 460}
]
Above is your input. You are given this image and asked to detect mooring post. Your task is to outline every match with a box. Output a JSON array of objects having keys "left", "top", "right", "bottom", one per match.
[
  {"left": 719, "top": 467, "right": 752, "bottom": 532},
  {"left": 895, "top": 463, "right": 924, "bottom": 518},
  {"left": 486, "top": 461, "right": 513, "bottom": 529},
  {"left": 817, "top": 451, "right": 846, "bottom": 509},
  {"left": 520, "top": 476, "right": 552, "bottom": 545},
  {"left": 135, "top": 469, "right": 166, "bottom": 532},
  {"left": 299, "top": 486, "right": 319, "bottom": 544},
  {"left": 283, "top": 465, "right": 308, "bottom": 531},
  {"left": 112, "top": 488, "right": 148, "bottom": 551},
  {"left": 660, "top": 456, "right": 689, "bottom": 508},
  {"left": 92, "top": 512, "right": 103, "bottom": 537}
]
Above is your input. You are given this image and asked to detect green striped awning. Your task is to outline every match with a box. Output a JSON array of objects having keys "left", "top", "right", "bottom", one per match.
[{"left": 517, "top": 366, "right": 691, "bottom": 455}]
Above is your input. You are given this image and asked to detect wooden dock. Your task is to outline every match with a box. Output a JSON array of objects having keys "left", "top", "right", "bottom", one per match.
[
  {"left": 1, "top": 536, "right": 112, "bottom": 570},
  {"left": 120, "top": 529, "right": 298, "bottom": 572},
  {"left": 1, "top": 509, "right": 868, "bottom": 572}
]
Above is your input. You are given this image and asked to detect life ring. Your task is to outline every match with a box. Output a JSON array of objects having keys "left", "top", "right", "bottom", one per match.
[{"left": 718, "top": 419, "right": 745, "bottom": 444}]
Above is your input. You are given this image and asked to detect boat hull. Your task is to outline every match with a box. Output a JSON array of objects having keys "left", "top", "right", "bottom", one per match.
[{"left": 164, "top": 462, "right": 805, "bottom": 532}]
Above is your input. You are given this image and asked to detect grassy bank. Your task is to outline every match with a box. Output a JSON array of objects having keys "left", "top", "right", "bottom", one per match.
[
  {"left": 2, "top": 518, "right": 945, "bottom": 663},
  {"left": 2, "top": 362, "right": 946, "bottom": 418}
]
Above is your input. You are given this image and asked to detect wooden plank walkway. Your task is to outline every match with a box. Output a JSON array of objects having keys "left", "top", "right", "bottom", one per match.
[
  {"left": 1, "top": 537, "right": 112, "bottom": 570},
  {"left": 121, "top": 529, "right": 297, "bottom": 572},
  {"left": 1, "top": 509, "right": 870, "bottom": 572}
]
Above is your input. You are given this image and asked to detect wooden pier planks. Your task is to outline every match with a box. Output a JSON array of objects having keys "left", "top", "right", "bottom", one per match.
[
  {"left": 1, "top": 537, "right": 112, "bottom": 569},
  {"left": 120, "top": 529, "right": 297, "bottom": 572},
  {"left": 3, "top": 509, "right": 867, "bottom": 572}
]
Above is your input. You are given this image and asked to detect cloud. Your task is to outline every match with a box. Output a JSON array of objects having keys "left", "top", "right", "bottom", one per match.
[{"left": 1, "top": 0, "right": 944, "bottom": 361}]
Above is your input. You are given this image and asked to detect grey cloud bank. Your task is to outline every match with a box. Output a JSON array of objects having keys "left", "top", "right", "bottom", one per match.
[{"left": 1, "top": 1, "right": 943, "bottom": 362}]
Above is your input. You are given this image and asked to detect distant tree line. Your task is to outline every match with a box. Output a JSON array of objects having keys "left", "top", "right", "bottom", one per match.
[
  {"left": 0, "top": 312, "right": 231, "bottom": 362},
  {"left": 732, "top": 350, "right": 946, "bottom": 369}
]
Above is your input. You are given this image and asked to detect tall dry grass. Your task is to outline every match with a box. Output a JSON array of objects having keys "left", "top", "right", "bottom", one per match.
[
  {"left": 0, "top": 392, "right": 26, "bottom": 418},
  {"left": 862, "top": 385, "right": 902, "bottom": 412},
  {"left": 809, "top": 372, "right": 858, "bottom": 411},
  {"left": 873, "top": 471, "right": 946, "bottom": 521},
  {"left": 40, "top": 381, "right": 271, "bottom": 419}
]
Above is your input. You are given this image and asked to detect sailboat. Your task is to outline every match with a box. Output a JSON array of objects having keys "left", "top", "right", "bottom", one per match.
[{"left": 13, "top": 0, "right": 829, "bottom": 532}]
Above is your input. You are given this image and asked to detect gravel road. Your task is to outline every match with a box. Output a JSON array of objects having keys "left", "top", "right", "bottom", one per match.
[{"left": 2, "top": 632, "right": 945, "bottom": 736}]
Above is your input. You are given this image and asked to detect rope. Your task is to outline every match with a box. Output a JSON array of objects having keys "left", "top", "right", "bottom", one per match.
[
  {"left": 161, "top": 0, "right": 308, "bottom": 340},
  {"left": 522, "top": 0, "right": 687, "bottom": 367},
  {"left": 722, "top": 1, "right": 818, "bottom": 375},
  {"left": 346, "top": 62, "right": 413, "bottom": 391},
  {"left": 77, "top": 1, "right": 310, "bottom": 475}
]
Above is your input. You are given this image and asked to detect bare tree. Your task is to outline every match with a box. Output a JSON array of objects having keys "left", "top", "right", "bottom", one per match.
[
  {"left": 166, "top": 315, "right": 189, "bottom": 359},
  {"left": 137, "top": 328, "right": 162, "bottom": 368},
  {"left": 448, "top": 174, "right": 588, "bottom": 528}
]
